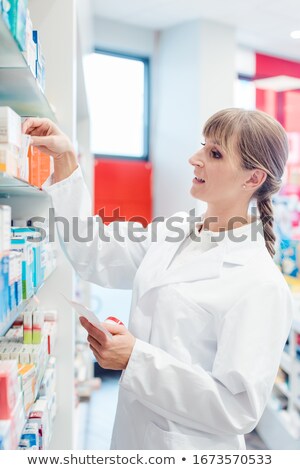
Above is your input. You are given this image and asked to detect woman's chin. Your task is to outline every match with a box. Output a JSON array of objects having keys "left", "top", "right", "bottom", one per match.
[{"left": 190, "top": 185, "right": 206, "bottom": 200}]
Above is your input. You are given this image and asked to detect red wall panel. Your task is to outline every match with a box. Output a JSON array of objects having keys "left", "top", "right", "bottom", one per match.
[
  {"left": 255, "top": 53, "right": 300, "bottom": 196},
  {"left": 256, "top": 53, "right": 300, "bottom": 79},
  {"left": 256, "top": 88, "right": 277, "bottom": 118},
  {"left": 94, "top": 158, "right": 152, "bottom": 226}
]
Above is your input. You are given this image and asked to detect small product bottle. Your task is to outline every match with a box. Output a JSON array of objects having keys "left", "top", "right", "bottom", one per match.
[{"left": 104, "top": 316, "right": 124, "bottom": 326}]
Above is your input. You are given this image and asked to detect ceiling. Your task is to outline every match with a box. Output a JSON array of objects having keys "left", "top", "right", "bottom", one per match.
[{"left": 92, "top": 0, "right": 300, "bottom": 61}]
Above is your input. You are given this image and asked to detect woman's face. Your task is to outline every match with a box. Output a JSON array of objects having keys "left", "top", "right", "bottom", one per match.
[{"left": 189, "top": 136, "right": 249, "bottom": 204}]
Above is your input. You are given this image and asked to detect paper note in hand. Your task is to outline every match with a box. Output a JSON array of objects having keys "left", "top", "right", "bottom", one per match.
[{"left": 61, "top": 294, "right": 113, "bottom": 339}]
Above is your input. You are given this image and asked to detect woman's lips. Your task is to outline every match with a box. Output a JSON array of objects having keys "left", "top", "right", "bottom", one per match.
[{"left": 193, "top": 176, "right": 205, "bottom": 184}]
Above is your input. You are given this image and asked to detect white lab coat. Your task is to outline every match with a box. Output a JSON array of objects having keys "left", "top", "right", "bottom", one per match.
[{"left": 43, "top": 166, "right": 294, "bottom": 450}]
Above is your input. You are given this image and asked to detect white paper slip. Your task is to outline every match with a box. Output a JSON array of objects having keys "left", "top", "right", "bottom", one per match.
[{"left": 61, "top": 293, "right": 113, "bottom": 339}]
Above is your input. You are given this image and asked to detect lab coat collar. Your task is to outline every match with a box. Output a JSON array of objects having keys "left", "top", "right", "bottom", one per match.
[
  {"left": 213, "top": 217, "right": 267, "bottom": 265},
  {"left": 138, "top": 214, "right": 267, "bottom": 300},
  {"left": 167, "top": 213, "right": 266, "bottom": 268}
]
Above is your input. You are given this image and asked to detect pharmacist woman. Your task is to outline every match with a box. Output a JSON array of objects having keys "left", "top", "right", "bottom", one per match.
[{"left": 23, "top": 108, "right": 294, "bottom": 450}]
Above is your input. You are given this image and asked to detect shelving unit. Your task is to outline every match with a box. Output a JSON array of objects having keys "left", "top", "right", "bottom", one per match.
[
  {"left": 0, "top": 0, "right": 93, "bottom": 450},
  {"left": 256, "top": 308, "right": 300, "bottom": 449}
]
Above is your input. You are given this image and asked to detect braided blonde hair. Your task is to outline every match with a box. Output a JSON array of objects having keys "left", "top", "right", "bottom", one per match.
[{"left": 203, "top": 108, "right": 289, "bottom": 257}]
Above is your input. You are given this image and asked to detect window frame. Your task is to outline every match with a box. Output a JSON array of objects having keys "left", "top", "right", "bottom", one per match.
[{"left": 91, "top": 48, "right": 150, "bottom": 161}]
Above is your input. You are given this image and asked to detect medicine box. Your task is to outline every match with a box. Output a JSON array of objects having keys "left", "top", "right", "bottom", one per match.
[
  {"left": 28, "top": 145, "right": 51, "bottom": 187},
  {"left": 0, "top": 360, "right": 20, "bottom": 420},
  {"left": 0, "top": 205, "right": 12, "bottom": 253},
  {"left": 0, "top": 255, "right": 9, "bottom": 325},
  {"left": 28, "top": 398, "right": 50, "bottom": 450},
  {"left": 0, "top": 107, "right": 21, "bottom": 148},
  {"left": 7, "top": 0, "right": 28, "bottom": 51},
  {"left": 11, "top": 236, "right": 34, "bottom": 300},
  {"left": 22, "top": 8, "right": 36, "bottom": 76},
  {"left": 0, "top": 144, "right": 19, "bottom": 176},
  {"left": 12, "top": 227, "right": 42, "bottom": 288}
]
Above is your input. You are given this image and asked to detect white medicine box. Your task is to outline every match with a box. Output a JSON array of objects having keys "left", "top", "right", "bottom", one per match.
[{"left": 0, "top": 107, "right": 22, "bottom": 149}]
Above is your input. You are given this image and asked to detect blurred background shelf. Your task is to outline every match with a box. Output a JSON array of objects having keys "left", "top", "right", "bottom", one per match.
[
  {"left": 274, "top": 381, "right": 291, "bottom": 398},
  {"left": 257, "top": 405, "right": 300, "bottom": 450},
  {"left": 281, "top": 351, "right": 292, "bottom": 374}
]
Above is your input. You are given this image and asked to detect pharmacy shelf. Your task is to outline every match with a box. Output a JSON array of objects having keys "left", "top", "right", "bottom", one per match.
[
  {"left": 256, "top": 404, "right": 300, "bottom": 449},
  {"left": 0, "top": 173, "right": 50, "bottom": 198},
  {"left": 0, "top": 16, "right": 56, "bottom": 120},
  {"left": 0, "top": 68, "right": 56, "bottom": 120},
  {"left": 0, "top": 300, "right": 28, "bottom": 337},
  {"left": 0, "top": 0, "right": 84, "bottom": 450},
  {"left": 0, "top": 266, "right": 56, "bottom": 337},
  {"left": 257, "top": 318, "right": 300, "bottom": 449}
]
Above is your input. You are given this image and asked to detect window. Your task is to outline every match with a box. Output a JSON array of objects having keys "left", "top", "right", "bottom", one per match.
[
  {"left": 84, "top": 50, "right": 150, "bottom": 159},
  {"left": 234, "top": 76, "right": 256, "bottom": 109}
]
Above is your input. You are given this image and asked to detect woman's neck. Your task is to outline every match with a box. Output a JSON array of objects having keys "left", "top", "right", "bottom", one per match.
[{"left": 201, "top": 207, "right": 253, "bottom": 232}]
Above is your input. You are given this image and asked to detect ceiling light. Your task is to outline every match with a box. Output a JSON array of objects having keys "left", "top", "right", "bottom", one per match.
[{"left": 290, "top": 31, "right": 300, "bottom": 39}]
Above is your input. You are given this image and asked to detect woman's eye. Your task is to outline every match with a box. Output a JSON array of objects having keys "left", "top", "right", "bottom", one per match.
[
  {"left": 200, "top": 142, "right": 222, "bottom": 158},
  {"left": 211, "top": 150, "right": 222, "bottom": 159}
]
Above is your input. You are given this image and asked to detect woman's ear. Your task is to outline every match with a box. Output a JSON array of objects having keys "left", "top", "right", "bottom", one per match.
[{"left": 245, "top": 169, "right": 267, "bottom": 190}]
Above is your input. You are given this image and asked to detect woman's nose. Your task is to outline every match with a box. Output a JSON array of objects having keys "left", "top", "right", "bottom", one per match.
[{"left": 189, "top": 154, "right": 205, "bottom": 167}]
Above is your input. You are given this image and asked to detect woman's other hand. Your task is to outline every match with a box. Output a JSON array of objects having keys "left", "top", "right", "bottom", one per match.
[{"left": 80, "top": 317, "right": 136, "bottom": 370}]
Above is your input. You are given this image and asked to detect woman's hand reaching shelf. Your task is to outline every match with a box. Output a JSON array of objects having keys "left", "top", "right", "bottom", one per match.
[{"left": 22, "top": 118, "right": 78, "bottom": 183}]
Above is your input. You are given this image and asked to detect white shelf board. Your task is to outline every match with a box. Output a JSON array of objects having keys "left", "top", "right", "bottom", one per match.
[
  {"left": 0, "top": 172, "right": 50, "bottom": 198},
  {"left": 0, "top": 68, "right": 56, "bottom": 120}
]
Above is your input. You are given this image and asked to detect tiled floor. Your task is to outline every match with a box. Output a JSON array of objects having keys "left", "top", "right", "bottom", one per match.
[{"left": 85, "top": 376, "right": 268, "bottom": 450}]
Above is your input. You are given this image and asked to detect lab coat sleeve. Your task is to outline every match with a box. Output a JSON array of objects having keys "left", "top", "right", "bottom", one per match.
[
  {"left": 42, "top": 166, "right": 156, "bottom": 289},
  {"left": 119, "top": 281, "right": 294, "bottom": 435}
]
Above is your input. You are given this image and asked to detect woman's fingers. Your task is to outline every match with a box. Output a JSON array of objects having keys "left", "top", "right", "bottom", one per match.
[
  {"left": 88, "top": 334, "right": 103, "bottom": 350},
  {"left": 79, "top": 317, "right": 109, "bottom": 345},
  {"left": 22, "top": 118, "right": 50, "bottom": 134},
  {"left": 89, "top": 344, "right": 103, "bottom": 364},
  {"left": 31, "top": 135, "right": 52, "bottom": 146},
  {"left": 22, "top": 117, "right": 61, "bottom": 137}
]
